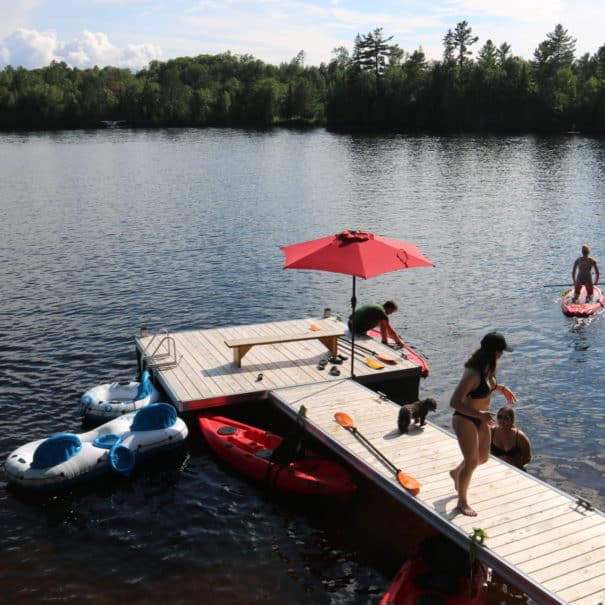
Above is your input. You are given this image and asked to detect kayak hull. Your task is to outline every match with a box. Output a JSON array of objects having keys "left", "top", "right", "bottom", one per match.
[
  {"left": 381, "top": 550, "right": 490, "bottom": 605},
  {"left": 561, "top": 286, "right": 604, "bottom": 317},
  {"left": 367, "top": 329, "right": 429, "bottom": 377},
  {"left": 198, "top": 415, "right": 357, "bottom": 497}
]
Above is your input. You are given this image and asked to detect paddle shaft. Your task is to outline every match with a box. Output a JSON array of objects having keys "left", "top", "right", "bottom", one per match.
[
  {"left": 340, "top": 337, "right": 378, "bottom": 356},
  {"left": 543, "top": 283, "right": 574, "bottom": 287},
  {"left": 345, "top": 426, "right": 400, "bottom": 475},
  {"left": 341, "top": 336, "right": 403, "bottom": 357}
]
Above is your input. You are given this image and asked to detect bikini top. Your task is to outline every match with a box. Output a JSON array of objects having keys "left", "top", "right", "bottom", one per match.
[
  {"left": 467, "top": 370, "right": 495, "bottom": 399},
  {"left": 490, "top": 429, "right": 521, "bottom": 457}
]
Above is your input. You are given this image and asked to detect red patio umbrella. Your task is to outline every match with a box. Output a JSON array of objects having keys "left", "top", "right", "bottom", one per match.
[{"left": 281, "top": 230, "right": 434, "bottom": 376}]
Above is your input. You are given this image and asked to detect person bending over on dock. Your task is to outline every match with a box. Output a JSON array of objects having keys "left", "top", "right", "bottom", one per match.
[
  {"left": 348, "top": 300, "right": 405, "bottom": 348},
  {"left": 490, "top": 405, "right": 532, "bottom": 470},
  {"left": 572, "top": 245, "right": 599, "bottom": 302},
  {"left": 449, "top": 332, "right": 517, "bottom": 517}
]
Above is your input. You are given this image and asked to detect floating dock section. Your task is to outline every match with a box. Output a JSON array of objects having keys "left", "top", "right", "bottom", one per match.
[
  {"left": 135, "top": 317, "right": 423, "bottom": 411},
  {"left": 136, "top": 318, "right": 605, "bottom": 605}
]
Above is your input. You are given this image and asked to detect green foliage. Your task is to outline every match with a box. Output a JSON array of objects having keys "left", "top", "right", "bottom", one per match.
[{"left": 0, "top": 23, "right": 603, "bottom": 133}]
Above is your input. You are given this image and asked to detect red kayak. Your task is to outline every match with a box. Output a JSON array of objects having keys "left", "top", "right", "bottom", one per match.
[
  {"left": 198, "top": 415, "right": 357, "bottom": 497},
  {"left": 367, "top": 329, "right": 429, "bottom": 377},
  {"left": 381, "top": 535, "right": 490, "bottom": 605},
  {"left": 561, "top": 286, "right": 604, "bottom": 317}
]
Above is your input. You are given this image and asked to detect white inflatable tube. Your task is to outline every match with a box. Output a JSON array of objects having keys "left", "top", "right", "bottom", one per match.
[{"left": 4, "top": 403, "right": 188, "bottom": 491}]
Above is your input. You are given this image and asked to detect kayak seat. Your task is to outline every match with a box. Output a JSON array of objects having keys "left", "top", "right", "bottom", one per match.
[{"left": 255, "top": 449, "right": 274, "bottom": 459}]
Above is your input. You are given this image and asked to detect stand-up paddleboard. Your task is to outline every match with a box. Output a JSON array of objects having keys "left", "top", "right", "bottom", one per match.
[
  {"left": 367, "top": 329, "right": 429, "bottom": 377},
  {"left": 561, "top": 286, "right": 604, "bottom": 317}
]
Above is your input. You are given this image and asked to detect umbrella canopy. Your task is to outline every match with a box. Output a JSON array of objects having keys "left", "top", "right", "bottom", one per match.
[
  {"left": 281, "top": 230, "right": 435, "bottom": 376},
  {"left": 281, "top": 230, "right": 433, "bottom": 278}
]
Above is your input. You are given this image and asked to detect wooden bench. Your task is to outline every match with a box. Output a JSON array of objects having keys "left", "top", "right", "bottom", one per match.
[{"left": 224, "top": 327, "right": 345, "bottom": 367}]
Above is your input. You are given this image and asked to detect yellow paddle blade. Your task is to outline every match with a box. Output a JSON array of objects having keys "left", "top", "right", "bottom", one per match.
[
  {"left": 396, "top": 471, "right": 421, "bottom": 495},
  {"left": 365, "top": 356, "right": 385, "bottom": 370},
  {"left": 334, "top": 412, "right": 354, "bottom": 428}
]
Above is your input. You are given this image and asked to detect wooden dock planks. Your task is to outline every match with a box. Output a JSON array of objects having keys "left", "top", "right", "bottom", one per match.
[
  {"left": 270, "top": 379, "right": 605, "bottom": 605},
  {"left": 136, "top": 318, "right": 421, "bottom": 411}
]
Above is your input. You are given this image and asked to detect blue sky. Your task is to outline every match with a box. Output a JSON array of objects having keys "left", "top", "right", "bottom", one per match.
[{"left": 0, "top": 0, "right": 603, "bottom": 70}]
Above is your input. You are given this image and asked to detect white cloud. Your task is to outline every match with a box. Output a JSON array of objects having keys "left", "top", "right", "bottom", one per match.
[
  {"left": 0, "top": 29, "right": 60, "bottom": 69},
  {"left": 0, "top": 28, "right": 162, "bottom": 69}
]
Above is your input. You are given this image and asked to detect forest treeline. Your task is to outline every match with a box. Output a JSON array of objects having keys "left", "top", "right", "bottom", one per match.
[{"left": 1, "top": 23, "right": 604, "bottom": 133}]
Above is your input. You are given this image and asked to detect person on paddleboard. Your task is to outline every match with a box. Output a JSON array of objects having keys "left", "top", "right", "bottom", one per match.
[
  {"left": 572, "top": 245, "right": 599, "bottom": 302},
  {"left": 348, "top": 300, "right": 405, "bottom": 348},
  {"left": 449, "top": 332, "right": 517, "bottom": 517}
]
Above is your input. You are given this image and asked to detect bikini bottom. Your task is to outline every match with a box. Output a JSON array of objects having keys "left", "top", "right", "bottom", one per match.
[{"left": 453, "top": 411, "right": 482, "bottom": 428}]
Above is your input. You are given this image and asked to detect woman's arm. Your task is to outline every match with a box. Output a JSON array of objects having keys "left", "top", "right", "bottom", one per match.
[{"left": 494, "top": 383, "right": 517, "bottom": 404}]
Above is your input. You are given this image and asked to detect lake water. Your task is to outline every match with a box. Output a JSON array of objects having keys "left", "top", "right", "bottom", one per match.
[{"left": 1, "top": 128, "right": 604, "bottom": 604}]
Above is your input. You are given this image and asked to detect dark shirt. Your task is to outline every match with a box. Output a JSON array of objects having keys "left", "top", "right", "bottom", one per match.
[{"left": 348, "top": 304, "right": 388, "bottom": 334}]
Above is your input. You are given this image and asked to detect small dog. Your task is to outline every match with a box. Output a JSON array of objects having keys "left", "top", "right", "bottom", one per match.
[{"left": 397, "top": 398, "right": 438, "bottom": 433}]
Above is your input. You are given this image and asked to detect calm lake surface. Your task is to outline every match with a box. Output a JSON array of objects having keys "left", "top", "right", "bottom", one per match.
[{"left": 1, "top": 128, "right": 604, "bottom": 604}]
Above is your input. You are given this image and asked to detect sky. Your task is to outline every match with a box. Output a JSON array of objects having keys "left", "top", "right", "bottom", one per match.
[{"left": 0, "top": 0, "right": 603, "bottom": 71}]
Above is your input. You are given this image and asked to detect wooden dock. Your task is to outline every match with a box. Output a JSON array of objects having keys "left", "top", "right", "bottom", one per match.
[
  {"left": 135, "top": 319, "right": 605, "bottom": 605},
  {"left": 271, "top": 379, "right": 605, "bottom": 605},
  {"left": 135, "top": 317, "right": 423, "bottom": 411}
]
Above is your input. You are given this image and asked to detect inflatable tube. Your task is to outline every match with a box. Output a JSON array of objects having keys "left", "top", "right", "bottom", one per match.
[
  {"left": 80, "top": 370, "right": 161, "bottom": 423},
  {"left": 5, "top": 403, "right": 188, "bottom": 491},
  {"left": 109, "top": 442, "right": 136, "bottom": 474}
]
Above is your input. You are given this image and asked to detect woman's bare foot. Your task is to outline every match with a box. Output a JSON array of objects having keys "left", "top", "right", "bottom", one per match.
[
  {"left": 457, "top": 501, "right": 477, "bottom": 517},
  {"left": 449, "top": 469, "right": 459, "bottom": 491}
]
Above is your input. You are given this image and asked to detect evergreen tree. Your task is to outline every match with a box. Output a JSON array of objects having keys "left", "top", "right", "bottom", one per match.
[
  {"left": 453, "top": 20, "right": 479, "bottom": 67},
  {"left": 353, "top": 28, "right": 395, "bottom": 77}
]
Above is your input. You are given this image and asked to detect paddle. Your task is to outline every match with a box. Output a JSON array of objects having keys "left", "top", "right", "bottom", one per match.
[
  {"left": 340, "top": 337, "right": 400, "bottom": 363},
  {"left": 334, "top": 412, "right": 421, "bottom": 495},
  {"left": 543, "top": 283, "right": 574, "bottom": 287}
]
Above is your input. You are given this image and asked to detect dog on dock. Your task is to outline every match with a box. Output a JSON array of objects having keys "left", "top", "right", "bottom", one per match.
[{"left": 397, "top": 398, "right": 438, "bottom": 433}]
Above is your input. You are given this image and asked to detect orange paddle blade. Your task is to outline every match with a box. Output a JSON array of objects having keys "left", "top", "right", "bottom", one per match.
[
  {"left": 396, "top": 470, "right": 421, "bottom": 495},
  {"left": 334, "top": 412, "right": 354, "bottom": 428},
  {"left": 375, "top": 353, "right": 397, "bottom": 364}
]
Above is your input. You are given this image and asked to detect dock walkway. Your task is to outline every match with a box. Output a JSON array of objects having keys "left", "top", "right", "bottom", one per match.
[{"left": 271, "top": 379, "right": 605, "bottom": 605}]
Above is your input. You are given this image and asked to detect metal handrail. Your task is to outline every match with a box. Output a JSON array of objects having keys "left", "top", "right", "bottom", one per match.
[{"left": 140, "top": 328, "right": 182, "bottom": 370}]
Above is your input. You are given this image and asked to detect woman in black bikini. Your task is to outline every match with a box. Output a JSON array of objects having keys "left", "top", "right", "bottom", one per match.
[
  {"left": 491, "top": 406, "right": 531, "bottom": 469},
  {"left": 449, "top": 332, "right": 517, "bottom": 516}
]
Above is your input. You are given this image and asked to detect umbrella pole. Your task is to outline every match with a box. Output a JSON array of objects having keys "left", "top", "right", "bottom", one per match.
[{"left": 350, "top": 276, "right": 357, "bottom": 377}]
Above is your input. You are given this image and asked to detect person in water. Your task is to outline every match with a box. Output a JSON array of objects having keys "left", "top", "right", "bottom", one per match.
[
  {"left": 449, "top": 332, "right": 517, "bottom": 517},
  {"left": 348, "top": 300, "right": 405, "bottom": 348},
  {"left": 490, "top": 405, "right": 532, "bottom": 469},
  {"left": 572, "top": 245, "right": 599, "bottom": 301}
]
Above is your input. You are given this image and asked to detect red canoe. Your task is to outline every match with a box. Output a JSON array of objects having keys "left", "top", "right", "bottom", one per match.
[
  {"left": 198, "top": 415, "right": 357, "bottom": 497},
  {"left": 561, "top": 286, "right": 604, "bottom": 317},
  {"left": 381, "top": 536, "right": 490, "bottom": 605},
  {"left": 367, "top": 329, "right": 429, "bottom": 377}
]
